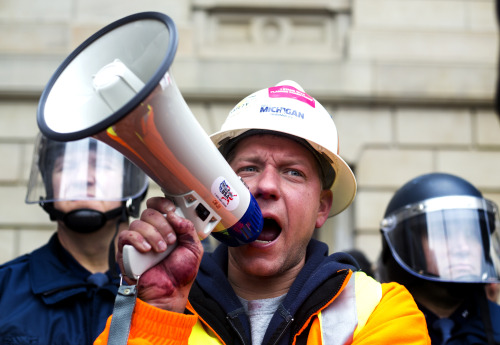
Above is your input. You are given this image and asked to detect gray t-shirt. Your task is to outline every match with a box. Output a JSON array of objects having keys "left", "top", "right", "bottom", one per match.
[{"left": 238, "top": 294, "right": 287, "bottom": 345}]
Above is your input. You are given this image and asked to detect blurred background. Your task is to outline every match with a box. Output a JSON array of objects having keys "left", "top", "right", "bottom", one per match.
[{"left": 1, "top": 0, "right": 499, "bottom": 267}]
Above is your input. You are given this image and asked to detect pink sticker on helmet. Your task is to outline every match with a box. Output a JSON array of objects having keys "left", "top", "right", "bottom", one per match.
[{"left": 268, "top": 85, "right": 315, "bottom": 108}]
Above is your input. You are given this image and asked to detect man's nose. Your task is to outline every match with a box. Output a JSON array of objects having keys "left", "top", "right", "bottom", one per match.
[
  {"left": 452, "top": 232, "right": 473, "bottom": 253},
  {"left": 253, "top": 167, "right": 280, "bottom": 200}
]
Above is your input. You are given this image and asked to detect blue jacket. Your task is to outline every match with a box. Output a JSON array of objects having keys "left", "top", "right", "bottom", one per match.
[
  {"left": 0, "top": 234, "right": 119, "bottom": 345},
  {"left": 419, "top": 293, "right": 500, "bottom": 345}
]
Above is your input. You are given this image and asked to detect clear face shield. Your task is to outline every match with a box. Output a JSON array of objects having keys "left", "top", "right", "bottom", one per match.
[
  {"left": 381, "top": 195, "right": 500, "bottom": 283},
  {"left": 26, "top": 135, "right": 148, "bottom": 204}
]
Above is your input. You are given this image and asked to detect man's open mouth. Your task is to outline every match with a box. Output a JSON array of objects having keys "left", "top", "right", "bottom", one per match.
[{"left": 256, "top": 218, "right": 281, "bottom": 243}]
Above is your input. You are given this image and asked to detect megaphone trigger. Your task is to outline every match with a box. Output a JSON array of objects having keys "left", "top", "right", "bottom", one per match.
[{"left": 164, "top": 190, "right": 222, "bottom": 239}]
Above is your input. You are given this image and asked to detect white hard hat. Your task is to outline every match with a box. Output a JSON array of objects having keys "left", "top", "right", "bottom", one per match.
[{"left": 210, "top": 80, "right": 356, "bottom": 217}]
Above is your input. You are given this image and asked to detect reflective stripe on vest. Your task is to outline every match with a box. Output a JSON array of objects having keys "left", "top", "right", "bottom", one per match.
[{"left": 319, "top": 272, "right": 382, "bottom": 345}]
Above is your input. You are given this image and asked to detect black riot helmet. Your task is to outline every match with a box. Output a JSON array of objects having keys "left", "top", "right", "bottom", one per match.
[
  {"left": 26, "top": 133, "right": 148, "bottom": 233},
  {"left": 379, "top": 172, "right": 500, "bottom": 285}
]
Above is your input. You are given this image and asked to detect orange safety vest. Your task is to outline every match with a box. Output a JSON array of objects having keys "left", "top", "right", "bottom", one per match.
[{"left": 96, "top": 271, "right": 430, "bottom": 345}]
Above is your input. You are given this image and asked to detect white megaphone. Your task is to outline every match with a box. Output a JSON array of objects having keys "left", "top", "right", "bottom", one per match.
[{"left": 36, "top": 12, "right": 263, "bottom": 279}]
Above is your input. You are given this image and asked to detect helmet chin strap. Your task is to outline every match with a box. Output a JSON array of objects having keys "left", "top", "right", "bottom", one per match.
[
  {"left": 66, "top": 208, "right": 124, "bottom": 233},
  {"left": 42, "top": 203, "right": 123, "bottom": 234}
]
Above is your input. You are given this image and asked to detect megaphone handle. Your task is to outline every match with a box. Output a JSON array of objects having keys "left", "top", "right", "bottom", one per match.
[
  {"left": 122, "top": 242, "right": 177, "bottom": 280},
  {"left": 122, "top": 206, "right": 185, "bottom": 280}
]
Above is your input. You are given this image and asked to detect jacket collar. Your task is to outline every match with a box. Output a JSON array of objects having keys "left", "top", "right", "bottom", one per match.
[
  {"left": 29, "top": 234, "right": 118, "bottom": 304},
  {"left": 197, "top": 239, "right": 358, "bottom": 309}
]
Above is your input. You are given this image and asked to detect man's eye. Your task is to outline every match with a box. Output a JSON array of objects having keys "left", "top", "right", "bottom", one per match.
[
  {"left": 238, "top": 166, "right": 257, "bottom": 174},
  {"left": 286, "top": 169, "right": 303, "bottom": 177}
]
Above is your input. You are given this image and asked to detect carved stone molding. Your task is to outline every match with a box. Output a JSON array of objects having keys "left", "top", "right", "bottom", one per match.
[{"left": 192, "top": 0, "right": 351, "bottom": 60}]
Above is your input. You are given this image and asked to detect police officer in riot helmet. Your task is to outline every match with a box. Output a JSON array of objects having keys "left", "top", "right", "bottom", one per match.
[
  {"left": 378, "top": 172, "right": 500, "bottom": 345},
  {"left": 0, "top": 134, "right": 148, "bottom": 344}
]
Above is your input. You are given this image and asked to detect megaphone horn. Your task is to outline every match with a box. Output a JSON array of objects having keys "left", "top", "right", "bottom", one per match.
[{"left": 36, "top": 12, "right": 263, "bottom": 279}]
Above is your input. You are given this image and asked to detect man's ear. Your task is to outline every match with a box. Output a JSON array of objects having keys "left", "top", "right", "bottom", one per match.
[{"left": 316, "top": 189, "right": 333, "bottom": 228}]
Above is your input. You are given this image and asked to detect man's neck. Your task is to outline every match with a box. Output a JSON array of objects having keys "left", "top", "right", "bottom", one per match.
[
  {"left": 227, "top": 260, "right": 303, "bottom": 301},
  {"left": 57, "top": 220, "right": 126, "bottom": 273},
  {"left": 411, "top": 283, "right": 464, "bottom": 318}
]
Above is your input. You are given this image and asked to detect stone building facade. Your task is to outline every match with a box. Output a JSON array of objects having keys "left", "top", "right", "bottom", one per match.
[{"left": 1, "top": 0, "right": 499, "bottom": 268}]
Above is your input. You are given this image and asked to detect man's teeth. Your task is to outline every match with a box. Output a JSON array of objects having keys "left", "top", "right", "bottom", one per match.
[{"left": 256, "top": 239, "right": 272, "bottom": 243}]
